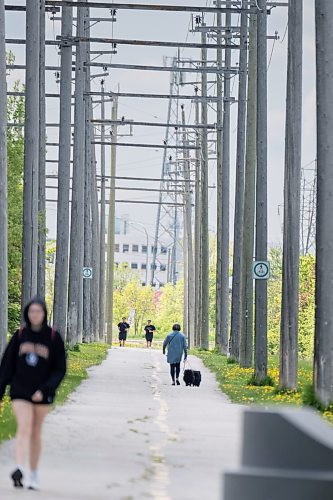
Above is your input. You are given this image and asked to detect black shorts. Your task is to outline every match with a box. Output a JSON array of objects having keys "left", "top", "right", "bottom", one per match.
[
  {"left": 119, "top": 331, "right": 127, "bottom": 341},
  {"left": 145, "top": 332, "right": 153, "bottom": 342}
]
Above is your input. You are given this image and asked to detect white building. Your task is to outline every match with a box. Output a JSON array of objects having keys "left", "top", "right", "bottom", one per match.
[{"left": 114, "top": 216, "right": 170, "bottom": 288}]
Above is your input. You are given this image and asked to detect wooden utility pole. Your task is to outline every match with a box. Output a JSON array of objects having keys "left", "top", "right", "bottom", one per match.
[
  {"left": 68, "top": 5, "right": 85, "bottom": 346},
  {"left": 221, "top": 6, "right": 232, "bottom": 355},
  {"left": 254, "top": 0, "right": 268, "bottom": 382},
  {"left": 279, "top": 0, "right": 303, "bottom": 390},
  {"left": 106, "top": 97, "right": 118, "bottom": 345},
  {"left": 181, "top": 104, "right": 195, "bottom": 348},
  {"left": 90, "top": 118, "right": 100, "bottom": 341},
  {"left": 22, "top": 0, "right": 40, "bottom": 309},
  {"left": 0, "top": 0, "right": 7, "bottom": 356},
  {"left": 240, "top": 14, "right": 257, "bottom": 368},
  {"left": 215, "top": 0, "right": 223, "bottom": 348},
  {"left": 200, "top": 27, "right": 210, "bottom": 350},
  {"left": 314, "top": 0, "right": 333, "bottom": 407},
  {"left": 99, "top": 82, "right": 106, "bottom": 341},
  {"left": 53, "top": 4, "right": 73, "bottom": 337},
  {"left": 37, "top": 0, "right": 46, "bottom": 299},
  {"left": 230, "top": 1, "right": 248, "bottom": 361},
  {"left": 194, "top": 87, "right": 201, "bottom": 347},
  {"left": 83, "top": 8, "right": 93, "bottom": 342}
]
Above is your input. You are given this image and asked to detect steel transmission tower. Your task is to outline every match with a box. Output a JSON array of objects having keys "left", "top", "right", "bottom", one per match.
[
  {"left": 151, "top": 59, "right": 184, "bottom": 288},
  {"left": 300, "top": 163, "right": 317, "bottom": 256}
]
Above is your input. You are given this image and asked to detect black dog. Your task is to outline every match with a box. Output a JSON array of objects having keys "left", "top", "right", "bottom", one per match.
[{"left": 183, "top": 369, "right": 202, "bottom": 387}]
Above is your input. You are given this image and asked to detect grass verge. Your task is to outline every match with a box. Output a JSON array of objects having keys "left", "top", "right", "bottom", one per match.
[
  {"left": 0, "top": 343, "right": 109, "bottom": 444},
  {"left": 193, "top": 349, "right": 333, "bottom": 425}
]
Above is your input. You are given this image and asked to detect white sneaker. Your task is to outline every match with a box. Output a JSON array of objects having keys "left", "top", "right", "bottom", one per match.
[{"left": 27, "top": 475, "right": 39, "bottom": 490}]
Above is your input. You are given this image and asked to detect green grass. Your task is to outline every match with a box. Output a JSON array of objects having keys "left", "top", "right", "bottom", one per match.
[
  {"left": 193, "top": 349, "right": 333, "bottom": 425},
  {"left": 0, "top": 343, "right": 109, "bottom": 444}
]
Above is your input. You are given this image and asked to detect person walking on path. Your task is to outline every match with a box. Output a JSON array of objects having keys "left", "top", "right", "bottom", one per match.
[
  {"left": 163, "top": 323, "right": 188, "bottom": 386},
  {"left": 144, "top": 320, "right": 156, "bottom": 348},
  {"left": 0, "top": 297, "right": 66, "bottom": 491},
  {"left": 117, "top": 317, "right": 130, "bottom": 347}
]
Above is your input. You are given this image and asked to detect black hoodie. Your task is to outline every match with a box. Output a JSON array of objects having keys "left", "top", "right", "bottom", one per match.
[{"left": 0, "top": 298, "right": 67, "bottom": 404}]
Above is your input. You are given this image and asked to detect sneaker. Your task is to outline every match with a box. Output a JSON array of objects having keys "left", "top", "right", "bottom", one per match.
[
  {"left": 27, "top": 475, "right": 39, "bottom": 491},
  {"left": 11, "top": 468, "right": 23, "bottom": 488},
  {"left": 176, "top": 380, "right": 180, "bottom": 386}
]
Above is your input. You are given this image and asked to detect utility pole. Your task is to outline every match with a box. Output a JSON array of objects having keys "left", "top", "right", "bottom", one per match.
[
  {"left": 106, "top": 96, "right": 118, "bottom": 345},
  {"left": 230, "top": 1, "right": 248, "bottom": 361},
  {"left": 0, "top": 0, "right": 7, "bottom": 356},
  {"left": 215, "top": 0, "right": 223, "bottom": 349},
  {"left": 200, "top": 26, "right": 210, "bottom": 350},
  {"left": 221, "top": 5, "right": 232, "bottom": 355},
  {"left": 68, "top": 5, "right": 85, "bottom": 346},
  {"left": 279, "top": 0, "right": 303, "bottom": 390},
  {"left": 99, "top": 81, "right": 106, "bottom": 341},
  {"left": 22, "top": 0, "right": 40, "bottom": 309},
  {"left": 240, "top": 14, "right": 257, "bottom": 368},
  {"left": 194, "top": 87, "right": 201, "bottom": 347},
  {"left": 90, "top": 118, "right": 100, "bottom": 341},
  {"left": 83, "top": 7, "right": 93, "bottom": 342},
  {"left": 314, "top": 0, "right": 333, "bottom": 407},
  {"left": 37, "top": 0, "right": 46, "bottom": 299},
  {"left": 254, "top": 0, "right": 268, "bottom": 382},
  {"left": 181, "top": 104, "right": 195, "bottom": 348},
  {"left": 53, "top": 4, "right": 73, "bottom": 337}
]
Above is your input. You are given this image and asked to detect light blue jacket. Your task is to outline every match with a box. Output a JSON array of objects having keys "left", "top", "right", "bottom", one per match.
[{"left": 163, "top": 331, "right": 188, "bottom": 364}]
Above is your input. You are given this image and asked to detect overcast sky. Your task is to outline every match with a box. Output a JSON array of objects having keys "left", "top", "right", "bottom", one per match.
[{"left": 5, "top": 1, "right": 316, "bottom": 248}]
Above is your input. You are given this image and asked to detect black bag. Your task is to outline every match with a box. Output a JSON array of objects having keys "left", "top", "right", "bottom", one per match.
[{"left": 183, "top": 368, "right": 201, "bottom": 387}]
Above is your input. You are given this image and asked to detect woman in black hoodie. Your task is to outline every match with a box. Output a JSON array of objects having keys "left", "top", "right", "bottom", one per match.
[{"left": 0, "top": 297, "right": 66, "bottom": 490}]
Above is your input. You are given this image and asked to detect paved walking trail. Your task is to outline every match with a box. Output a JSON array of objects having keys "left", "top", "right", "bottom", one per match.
[{"left": 0, "top": 348, "right": 244, "bottom": 500}]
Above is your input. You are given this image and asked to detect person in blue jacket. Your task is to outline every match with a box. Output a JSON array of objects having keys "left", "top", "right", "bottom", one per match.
[{"left": 163, "top": 323, "right": 188, "bottom": 386}]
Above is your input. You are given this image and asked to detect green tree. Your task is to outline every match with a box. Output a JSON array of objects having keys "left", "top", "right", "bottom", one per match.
[
  {"left": 7, "top": 81, "right": 24, "bottom": 333},
  {"left": 155, "top": 281, "right": 184, "bottom": 336}
]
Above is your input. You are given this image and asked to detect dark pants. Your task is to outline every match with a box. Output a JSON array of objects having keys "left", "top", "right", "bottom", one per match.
[{"left": 170, "top": 362, "right": 180, "bottom": 381}]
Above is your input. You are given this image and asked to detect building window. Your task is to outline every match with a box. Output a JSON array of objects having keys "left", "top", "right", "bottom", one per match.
[
  {"left": 160, "top": 264, "right": 166, "bottom": 272},
  {"left": 151, "top": 245, "right": 157, "bottom": 254},
  {"left": 160, "top": 246, "right": 167, "bottom": 254},
  {"left": 115, "top": 243, "right": 120, "bottom": 253},
  {"left": 142, "top": 245, "right": 147, "bottom": 253},
  {"left": 131, "top": 263, "right": 138, "bottom": 270},
  {"left": 141, "top": 263, "right": 147, "bottom": 270},
  {"left": 123, "top": 244, "right": 129, "bottom": 253},
  {"left": 150, "top": 264, "right": 157, "bottom": 270},
  {"left": 132, "top": 244, "right": 139, "bottom": 252}
]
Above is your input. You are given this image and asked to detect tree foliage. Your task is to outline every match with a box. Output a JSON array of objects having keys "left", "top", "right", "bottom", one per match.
[{"left": 7, "top": 80, "right": 24, "bottom": 332}]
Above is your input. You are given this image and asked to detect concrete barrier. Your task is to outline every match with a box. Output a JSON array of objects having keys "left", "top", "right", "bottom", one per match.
[{"left": 223, "top": 407, "right": 333, "bottom": 500}]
